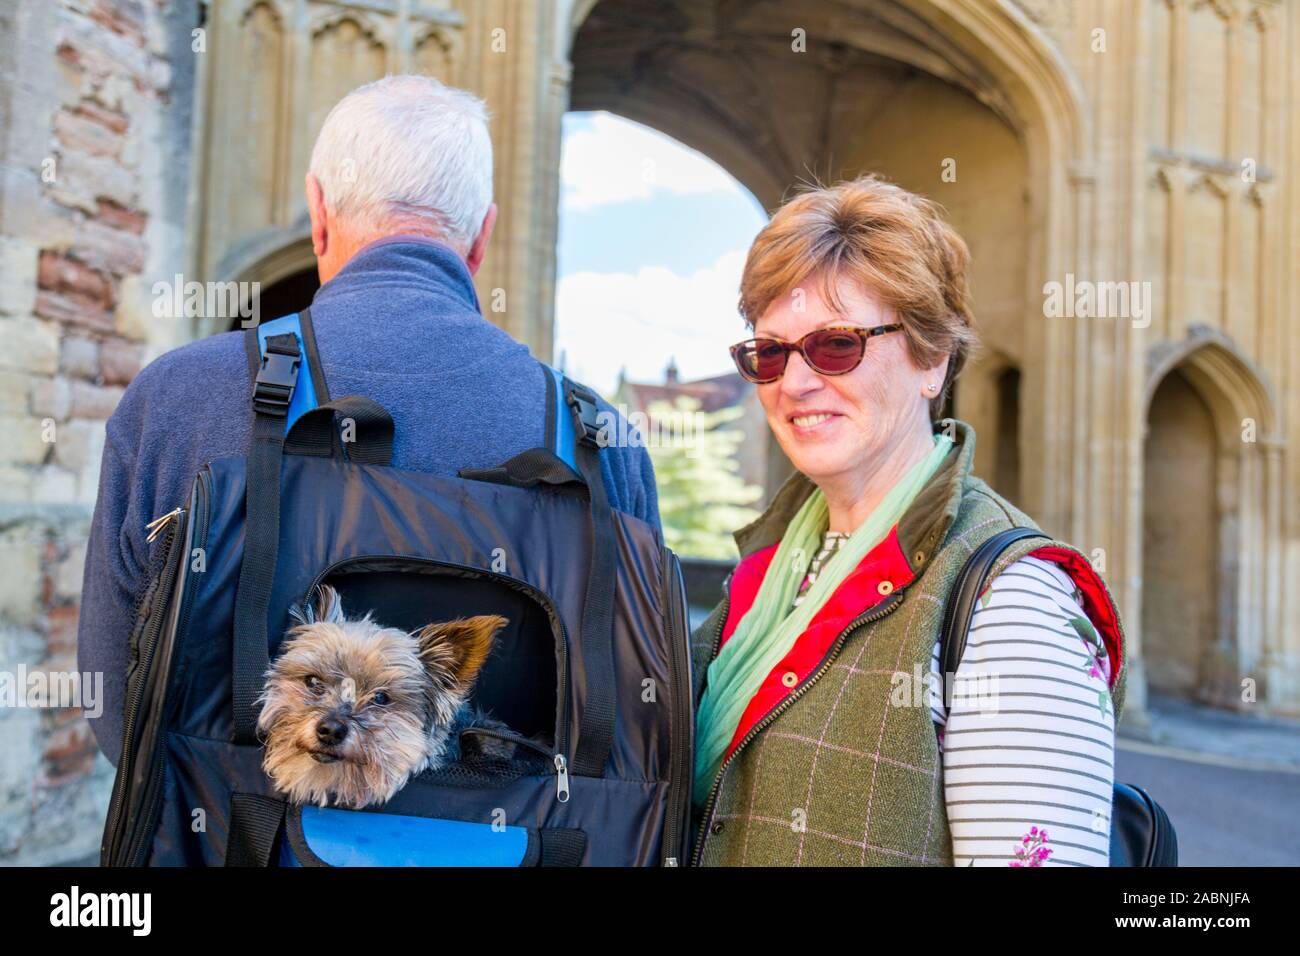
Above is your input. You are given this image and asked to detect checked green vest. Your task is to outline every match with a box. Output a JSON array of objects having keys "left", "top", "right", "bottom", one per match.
[{"left": 688, "top": 418, "right": 1128, "bottom": 867}]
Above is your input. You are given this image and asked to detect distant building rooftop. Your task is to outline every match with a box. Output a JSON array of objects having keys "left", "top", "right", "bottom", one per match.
[{"left": 616, "top": 358, "right": 752, "bottom": 414}]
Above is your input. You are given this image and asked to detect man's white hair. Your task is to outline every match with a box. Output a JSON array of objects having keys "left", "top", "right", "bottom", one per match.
[{"left": 308, "top": 74, "right": 493, "bottom": 251}]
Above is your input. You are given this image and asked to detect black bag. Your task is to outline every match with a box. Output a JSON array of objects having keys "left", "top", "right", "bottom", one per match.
[
  {"left": 101, "top": 309, "right": 694, "bottom": 867},
  {"left": 940, "top": 527, "right": 1177, "bottom": 867}
]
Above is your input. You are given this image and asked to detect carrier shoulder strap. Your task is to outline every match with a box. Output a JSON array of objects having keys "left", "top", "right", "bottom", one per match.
[
  {"left": 240, "top": 310, "right": 331, "bottom": 431},
  {"left": 938, "top": 526, "right": 1049, "bottom": 678},
  {"left": 231, "top": 311, "right": 328, "bottom": 744},
  {"left": 540, "top": 361, "right": 580, "bottom": 471},
  {"left": 456, "top": 363, "right": 619, "bottom": 778},
  {"left": 557, "top": 372, "right": 617, "bottom": 777}
]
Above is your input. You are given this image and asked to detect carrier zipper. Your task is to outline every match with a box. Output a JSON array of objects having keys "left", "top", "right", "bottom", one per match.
[
  {"left": 690, "top": 589, "right": 905, "bottom": 866},
  {"left": 145, "top": 508, "right": 183, "bottom": 543},
  {"left": 102, "top": 501, "right": 189, "bottom": 864},
  {"left": 553, "top": 754, "right": 570, "bottom": 803},
  {"left": 126, "top": 470, "right": 211, "bottom": 867},
  {"left": 660, "top": 547, "right": 693, "bottom": 866},
  {"left": 455, "top": 726, "right": 570, "bottom": 802},
  {"left": 306, "top": 556, "right": 573, "bottom": 773}
]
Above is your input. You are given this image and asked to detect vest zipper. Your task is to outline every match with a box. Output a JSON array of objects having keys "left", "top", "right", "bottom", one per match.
[
  {"left": 707, "top": 594, "right": 728, "bottom": 665},
  {"left": 690, "top": 588, "right": 905, "bottom": 866}
]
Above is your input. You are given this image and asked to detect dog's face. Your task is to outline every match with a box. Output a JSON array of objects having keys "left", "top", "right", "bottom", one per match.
[{"left": 257, "top": 585, "right": 507, "bottom": 808}]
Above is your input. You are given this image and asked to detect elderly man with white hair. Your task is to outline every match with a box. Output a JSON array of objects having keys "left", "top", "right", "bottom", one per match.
[{"left": 78, "top": 75, "right": 661, "bottom": 768}]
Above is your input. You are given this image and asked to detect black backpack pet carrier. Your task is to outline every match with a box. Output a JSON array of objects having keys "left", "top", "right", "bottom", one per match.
[{"left": 101, "top": 310, "right": 694, "bottom": 867}]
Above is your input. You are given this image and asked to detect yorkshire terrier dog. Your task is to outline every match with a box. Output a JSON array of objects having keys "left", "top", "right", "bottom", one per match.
[{"left": 256, "top": 584, "right": 511, "bottom": 809}]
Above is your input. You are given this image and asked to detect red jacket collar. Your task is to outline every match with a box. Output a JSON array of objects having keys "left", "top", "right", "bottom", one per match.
[{"left": 720, "top": 526, "right": 916, "bottom": 650}]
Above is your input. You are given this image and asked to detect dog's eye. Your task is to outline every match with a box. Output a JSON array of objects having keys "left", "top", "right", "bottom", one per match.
[
  {"left": 304, "top": 675, "right": 325, "bottom": 693},
  {"left": 371, "top": 691, "right": 390, "bottom": 706}
]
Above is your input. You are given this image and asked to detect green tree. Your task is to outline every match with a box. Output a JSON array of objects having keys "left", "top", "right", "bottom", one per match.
[{"left": 644, "top": 395, "right": 763, "bottom": 560}]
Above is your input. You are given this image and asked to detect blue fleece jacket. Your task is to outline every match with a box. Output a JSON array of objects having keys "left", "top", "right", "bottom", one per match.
[{"left": 77, "top": 237, "right": 660, "bottom": 767}]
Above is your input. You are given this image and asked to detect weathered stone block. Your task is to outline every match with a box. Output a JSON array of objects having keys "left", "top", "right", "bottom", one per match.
[
  {"left": 99, "top": 336, "right": 142, "bottom": 384},
  {"left": 0, "top": 414, "right": 51, "bottom": 466},
  {"left": 0, "top": 370, "right": 33, "bottom": 413},
  {"left": 53, "top": 542, "right": 87, "bottom": 602},
  {"left": 29, "top": 376, "right": 71, "bottom": 420},
  {"left": 52, "top": 417, "right": 105, "bottom": 474},
  {"left": 58, "top": 335, "right": 99, "bottom": 380},
  {"left": 68, "top": 381, "right": 122, "bottom": 418},
  {"left": 0, "top": 318, "right": 60, "bottom": 375},
  {"left": 0, "top": 237, "right": 39, "bottom": 318},
  {"left": 31, "top": 465, "right": 78, "bottom": 504},
  {"left": 0, "top": 528, "right": 42, "bottom": 626},
  {"left": 68, "top": 216, "right": 147, "bottom": 274}
]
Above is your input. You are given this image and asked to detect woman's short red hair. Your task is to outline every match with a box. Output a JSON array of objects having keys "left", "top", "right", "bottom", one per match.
[{"left": 739, "top": 174, "right": 980, "bottom": 420}]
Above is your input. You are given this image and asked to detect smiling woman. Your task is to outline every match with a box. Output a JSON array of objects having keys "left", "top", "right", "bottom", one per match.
[{"left": 689, "top": 173, "right": 1129, "bottom": 868}]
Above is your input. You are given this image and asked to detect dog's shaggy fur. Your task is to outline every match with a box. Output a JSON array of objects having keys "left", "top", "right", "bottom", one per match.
[{"left": 256, "top": 585, "right": 509, "bottom": 808}]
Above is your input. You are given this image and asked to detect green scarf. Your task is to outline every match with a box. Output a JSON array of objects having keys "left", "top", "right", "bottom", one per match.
[{"left": 693, "top": 432, "right": 955, "bottom": 803}]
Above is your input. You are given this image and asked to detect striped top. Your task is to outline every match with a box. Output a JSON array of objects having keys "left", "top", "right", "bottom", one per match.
[{"left": 794, "top": 534, "right": 1115, "bottom": 867}]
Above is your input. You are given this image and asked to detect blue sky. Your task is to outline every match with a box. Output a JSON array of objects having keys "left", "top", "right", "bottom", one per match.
[{"left": 554, "top": 112, "right": 768, "bottom": 395}]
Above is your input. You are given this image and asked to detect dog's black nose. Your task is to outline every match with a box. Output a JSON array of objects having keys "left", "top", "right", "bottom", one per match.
[{"left": 316, "top": 717, "right": 348, "bottom": 745}]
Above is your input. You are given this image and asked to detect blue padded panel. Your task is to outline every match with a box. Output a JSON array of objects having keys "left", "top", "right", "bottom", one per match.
[{"left": 293, "top": 806, "right": 531, "bottom": 867}]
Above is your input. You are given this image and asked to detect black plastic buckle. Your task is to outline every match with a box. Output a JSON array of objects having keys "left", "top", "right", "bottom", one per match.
[
  {"left": 252, "top": 347, "right": 300, "bottom": 418},
  {"left": 566, "top": 387, "right": 603, "bottom": 447}
]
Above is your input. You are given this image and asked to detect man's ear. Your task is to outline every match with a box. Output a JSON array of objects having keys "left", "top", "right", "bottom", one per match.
[
  {"left": 465, "top": 202, "right": 497, "bottom": 276},
  {"left": 414, "top": 615, "right": 508, "bottom": 689},
  {"left": 306, "top": 173, "right": 329, "bottom": 261}
]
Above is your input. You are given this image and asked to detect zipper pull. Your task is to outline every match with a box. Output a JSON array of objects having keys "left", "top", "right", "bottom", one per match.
[
  {"left": 553, "top": 754, "right": 570, "bottom": 803},
  {"left": 145, "top": 508, "right": 183, "bottom": 543}
]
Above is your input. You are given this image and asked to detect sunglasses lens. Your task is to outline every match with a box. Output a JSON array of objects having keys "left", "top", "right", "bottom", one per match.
[
  {"left": 736, "top": 340, "right": 787, "bottom": 382},
  {"left": 805, "top": 329, "right": 864, "bottom": 374}
]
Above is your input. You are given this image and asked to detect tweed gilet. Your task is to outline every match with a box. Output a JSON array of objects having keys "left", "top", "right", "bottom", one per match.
[{"left": 688, "top": 419, "right": 1128, "bottom": 866}]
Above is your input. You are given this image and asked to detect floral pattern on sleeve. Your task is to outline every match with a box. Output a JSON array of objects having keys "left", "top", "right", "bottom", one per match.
[{"left": 1010, "top": 826, "right": 1053, "bottom": 867}]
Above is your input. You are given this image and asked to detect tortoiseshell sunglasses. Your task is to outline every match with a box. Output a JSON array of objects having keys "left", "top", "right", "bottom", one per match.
[{"left": 729, "top": 324, "right": 904, "bottom": 384}]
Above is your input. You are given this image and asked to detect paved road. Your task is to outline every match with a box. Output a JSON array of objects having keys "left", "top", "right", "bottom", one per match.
[{"left": 1116, "top": 745, "right": 1300, "bottom": 866}]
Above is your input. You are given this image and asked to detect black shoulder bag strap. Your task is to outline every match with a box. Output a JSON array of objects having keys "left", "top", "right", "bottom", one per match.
[
  {"left": 938, "top": 527, "right": 1048, "bottom": 679},
  {"left": 938, "top": 525, "right": 1179, "bottom": 867}
]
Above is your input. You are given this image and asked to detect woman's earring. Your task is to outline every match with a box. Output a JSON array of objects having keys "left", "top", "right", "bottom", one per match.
[{"left": 926, "top": 383, "right": 937, "bottom": 394}]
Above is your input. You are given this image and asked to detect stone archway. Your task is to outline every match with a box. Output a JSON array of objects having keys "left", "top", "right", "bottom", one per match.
[
  {"left": 1141, "top": 330, "right": 1282, "bottom": 710},
  {"left": 1143, "top": 367, "right": 1218, "bottom": 700},
  {"left": 196, "top": 226, "right": 317, "bottom": 337},
  {"left": 562, "top": 0, "right": 1086, "bottom": 530}
]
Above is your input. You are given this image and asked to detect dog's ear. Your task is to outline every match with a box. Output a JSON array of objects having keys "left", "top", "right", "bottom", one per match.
[
  {"left": 290, "top": 584, "right": 345, "bottom": 627},
  {"left": 414, "top": 615, "right": 508, "bottom": 688}
]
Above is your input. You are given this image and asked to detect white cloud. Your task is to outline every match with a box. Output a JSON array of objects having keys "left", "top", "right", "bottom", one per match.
[
  {"left": 555, "top": 247, "right": 751, "bottom": 396},
  {"left": 561, "top": 112, "right": 749, "bottom": 211}
]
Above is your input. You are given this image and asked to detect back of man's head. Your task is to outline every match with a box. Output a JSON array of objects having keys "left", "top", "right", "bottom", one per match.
[{"left": 308, "top": 74, "right": 494, "bottom": 256}]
